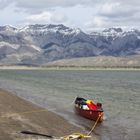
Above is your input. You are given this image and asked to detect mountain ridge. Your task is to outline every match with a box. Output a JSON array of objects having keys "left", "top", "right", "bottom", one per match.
[{"left": 0, "top": 24, "right": 140, "bottom": 65}]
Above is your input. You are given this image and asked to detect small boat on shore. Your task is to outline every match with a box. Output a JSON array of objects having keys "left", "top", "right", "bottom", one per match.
[{"left": 74, "top": 97, "right": 104, "bottom": 122}]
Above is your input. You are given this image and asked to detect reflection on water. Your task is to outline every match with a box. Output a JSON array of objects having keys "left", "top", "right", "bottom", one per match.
[{"left": 0, "top": 70, "right": 140, "bottom": 140}]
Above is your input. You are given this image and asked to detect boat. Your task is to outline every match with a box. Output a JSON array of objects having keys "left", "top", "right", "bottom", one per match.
[{"left": 74, "top": 97, "right": 104, "bottom": 122}]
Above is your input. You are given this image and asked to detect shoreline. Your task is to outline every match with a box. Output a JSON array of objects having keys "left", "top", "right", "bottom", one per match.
[
  {"left": 0, "top": 89, "right": 84, "bottom": 140},
  {"left": 0, "top": 66, "right": 140, "bottom": 71}
]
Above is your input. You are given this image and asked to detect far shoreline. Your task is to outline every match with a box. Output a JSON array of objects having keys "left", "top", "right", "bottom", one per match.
[{"left": 0, "top": 65, "right": 140, "bottom": 71}]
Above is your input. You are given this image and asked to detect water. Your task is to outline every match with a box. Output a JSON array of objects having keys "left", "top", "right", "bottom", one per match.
[{"left": 0, "top": 69, "right": 140, "bottom": 140}]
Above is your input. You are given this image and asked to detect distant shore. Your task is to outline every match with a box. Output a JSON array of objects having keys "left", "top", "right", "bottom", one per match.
[
  {"left": 0, "top": 65, "right": 140, "bottom": 71},
  {"left": 0, "top": 89, "right": 83, "bottom": 140}
]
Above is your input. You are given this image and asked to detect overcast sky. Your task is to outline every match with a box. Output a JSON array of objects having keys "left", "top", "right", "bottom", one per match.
[{"left": 0, "top": 0, "right": 140, "bottom": 32}]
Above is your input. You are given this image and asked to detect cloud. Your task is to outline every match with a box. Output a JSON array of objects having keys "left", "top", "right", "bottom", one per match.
[
  {"left": 84, "top": 17, "right": 108, "bottom": 32},
  {"left": 99, "top": 2, "right": 139, "bottom": 19},
  {"left": 50, "top": 13, "right": 67, "bottom": 23},
  {"left": 86, "top": 17, "right": 105, "bottom": 28},
  {"left": 23, "top": 11, "right": 67, "bottom": 25},
  {"left": 0, "top": 0, "right": 13, "bottom": 9},
  {"left": 0, "top": 0, "right": 140, "bottom": 31},
  {"left": 0, "top": 0, "right": 98, "bottom": 10},
  {"left": 120, "top": 0, "right": 140, "bottom": 6},
  {"left": 25, "top": 12, "right": 52, "bottom": 23},
  {"left": 83, "top": 0, "right": 140, "bottom": 31}
]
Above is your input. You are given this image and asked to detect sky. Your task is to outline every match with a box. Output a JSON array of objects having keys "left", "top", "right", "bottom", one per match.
[{"left": 0, "top": 0, "right": 140, "bottom": 32}]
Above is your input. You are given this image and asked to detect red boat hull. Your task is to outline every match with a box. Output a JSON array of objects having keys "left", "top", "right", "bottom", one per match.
[{"left": 74, "top": 105, "right": 104, "bottom": 122}]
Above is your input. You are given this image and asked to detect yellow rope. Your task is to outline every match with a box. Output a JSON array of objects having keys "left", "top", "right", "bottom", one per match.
[
  {"left": 11, "top": 109, "right": 48, "bottom": 115},
  {"left": 62, "top": 114, "right": 103, "bottom": 140},
  {"left": 0, "top": 109, "right": 48, "bottom": 122},
  {"left": 87, "top": 114, "right": 102, "bottom": 136}
]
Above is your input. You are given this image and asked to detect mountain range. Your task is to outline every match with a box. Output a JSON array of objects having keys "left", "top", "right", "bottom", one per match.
[{"left": 0, "top": 24, "right": 140, "bottom": 65}]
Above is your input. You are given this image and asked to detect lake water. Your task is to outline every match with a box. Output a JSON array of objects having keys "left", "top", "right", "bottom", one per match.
[{"left": 0, "top": 69, "right": 140, "bottom": 140}]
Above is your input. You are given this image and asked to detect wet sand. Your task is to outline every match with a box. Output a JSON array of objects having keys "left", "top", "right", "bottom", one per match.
[{"left": 0, "top": 89, "right": 85, "bottom": 140}]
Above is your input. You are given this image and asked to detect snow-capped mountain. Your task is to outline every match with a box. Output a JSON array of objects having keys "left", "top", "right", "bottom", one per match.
[{"left": 0, "top": 24, "right": 140, "bottom": 65}]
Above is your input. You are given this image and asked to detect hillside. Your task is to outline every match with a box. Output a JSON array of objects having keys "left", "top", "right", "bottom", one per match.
[
  {"left": 45, "top": 55, "right": 140, "bottom": 68},
  {"left": 0, "top": 24, "right": 140, "bottom": 65}
]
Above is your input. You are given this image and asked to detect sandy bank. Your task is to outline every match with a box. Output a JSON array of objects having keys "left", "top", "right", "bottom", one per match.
[{"left": 0, "top": 89, "right": 84, "bottom": 140}]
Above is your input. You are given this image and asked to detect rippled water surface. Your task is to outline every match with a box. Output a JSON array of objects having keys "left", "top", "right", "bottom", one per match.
[{"left": 0, "top": 70, "right": 140, "bottom": 140}]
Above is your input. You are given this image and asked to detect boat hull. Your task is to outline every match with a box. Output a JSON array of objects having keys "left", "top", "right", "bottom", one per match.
[{"left": 74, "top": 105, "right": 104, "bottom": 122}]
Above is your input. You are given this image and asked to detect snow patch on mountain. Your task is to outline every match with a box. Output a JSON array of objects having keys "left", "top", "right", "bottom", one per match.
[
  {"left": 19, "top": 24, "right": 81, "bottom": 36},
  {"left": 0, "top": 41, "right": 20, "bottom": 49},
  {"left": 30, "top": 45, "right": 42, "bottom": 52}
]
